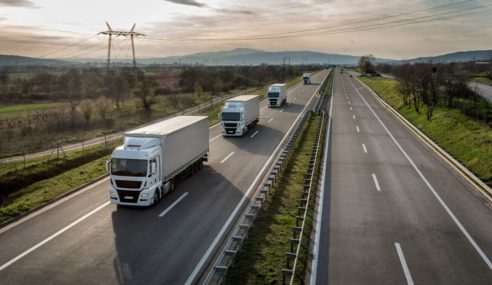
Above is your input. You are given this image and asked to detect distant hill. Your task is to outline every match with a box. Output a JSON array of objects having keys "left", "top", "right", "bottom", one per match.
[
  {"left": 140, "top": 48, "right": 391, "bottom": 66},
  {"left": 0, "top": 55, "right": 68, "bottom": 67},
  {"left": 399, "top": 50, "right": 492, "bottom": 64}
]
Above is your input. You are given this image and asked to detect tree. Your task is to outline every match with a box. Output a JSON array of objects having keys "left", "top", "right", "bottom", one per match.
[
  {"left": 134, "top": 77, "right": 156, "bottom": 110},
  {"left": 358, "top": 55, "right": 376, "bottom": 74},
  {"left": 78, "top": 99, "right": 93, "bottom": 124},
  {"left": 95, "top": 96, "right": 111, "bottom": 120}
]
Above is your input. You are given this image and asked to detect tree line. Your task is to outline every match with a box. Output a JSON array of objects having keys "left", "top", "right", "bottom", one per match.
[{"left": 375, "top": 62, "right": 492, "bottom": 123}]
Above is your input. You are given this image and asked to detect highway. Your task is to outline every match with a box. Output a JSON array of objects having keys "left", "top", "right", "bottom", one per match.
[
  {"left": 0, "top": 70, "right": 329, "bottom": 284},
  {"left": 467, "top": 81, "right": 492, "bottom": 104},
  {"left": 312, "top": 71, "right": 492, "bottom": 284}
]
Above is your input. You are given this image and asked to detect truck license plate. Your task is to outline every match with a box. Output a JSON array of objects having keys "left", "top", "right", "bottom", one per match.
[{"left": 124, "top": 196, "right": 133, "bottom": 199}]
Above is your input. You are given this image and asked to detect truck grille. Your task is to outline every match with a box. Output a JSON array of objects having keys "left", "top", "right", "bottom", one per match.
[
  {"left": 269, "top": 99, "right": 277, "bottom": 106},
  {"left": 115, "top": 180, "right": 142, "bottom": 189},
  {"left": 224, "top": 123, "right": 237, "bottom": 128},
  {"left": 225, "top": 128, "right": 237, "bottom": 134},
  {"left": 117, "top": 189, "right": 140, "bottom": 203}
]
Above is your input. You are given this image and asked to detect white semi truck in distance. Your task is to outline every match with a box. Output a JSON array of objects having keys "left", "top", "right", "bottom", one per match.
[
  {"left": 267, "top": 83, "right": 287, "bottom": 107},
  {"left": 220, "top": 95, "right": 260, "bottom": 136},
  {"left": 107, "top": 116, "right": 209, "bottom": 206},
  {"left": 303, "top": 73, "right": 311, "bottom": 85}
]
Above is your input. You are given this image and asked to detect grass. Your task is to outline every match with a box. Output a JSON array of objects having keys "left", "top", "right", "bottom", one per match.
[
  {"left": 0, "top": 102, "right": 67, "bottom": 117},
  {"left": 471, "top": 76, "right": 492, "bottom": 86},
  {"left": 0, "top": 155, "right": 109, "bottom": 224},
  {"left": 359, "top": 77, "right": 492, "bottom": 186},
  {"left": 0, "top": 141, "right": 120, "bottom": 201},
  {"left": 226, "top": 113, "right": 323, "bottom": 284}
]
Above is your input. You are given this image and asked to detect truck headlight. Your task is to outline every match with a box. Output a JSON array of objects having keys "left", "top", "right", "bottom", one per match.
[
  {"left": 140, "top": 190, "right": 150, "bottom": 198},
  {"left": 110, "top": 190, "right": 118, "bottom": 198}
]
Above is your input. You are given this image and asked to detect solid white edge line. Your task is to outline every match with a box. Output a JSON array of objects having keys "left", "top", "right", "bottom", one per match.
[
  {"left": 372, "top": 173, "right": 381, "bottom": 192},
  {"left": 185, "top": 70, "right": 328, "bottom": 285},
  {"left": 395, "top": 242, "right": 415, "bottom": 285},
  {"left": 158, "top": 192, "right": 189, "bottom": 218},
  {"left": 0, "top": 178, "right": 109, "bottom": 235},
  {"left": 0, "top": 201, "right": 110, "bottom": 271},
  {"left": 310, "top": 74, "right": 334, "bottom": 285},
  {"left": 250, "top": 130, "right": 260, "bottom": 138},
  {"left": 362, "top": 143, "right": 368, "bottom": 154},
  {"left": 220, "top": 152, "right": 234, "bottom": 164},
  {"left": 348, "top": 76, "right": 492, "bottom": 270}
]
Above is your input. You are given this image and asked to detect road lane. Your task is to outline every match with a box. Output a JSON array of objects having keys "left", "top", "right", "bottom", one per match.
[
  {"left": 314, "top": 71, "right": 492, "bottom": 284},
  {"left": 0, "top": 70, "right": 329, "bottom": 284}
]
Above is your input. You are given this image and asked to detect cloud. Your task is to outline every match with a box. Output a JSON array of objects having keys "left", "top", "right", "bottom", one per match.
[
  {"left": 164, "top": 0, "right": 205, "bottom": 8},
  {"left": 0, "top": 0, "right": 35, "bottom": 7}
]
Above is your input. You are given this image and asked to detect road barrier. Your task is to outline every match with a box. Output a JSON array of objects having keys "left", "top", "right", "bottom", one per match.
[{"left": 281, "top": 110, "right": 325, "bottom": 285}]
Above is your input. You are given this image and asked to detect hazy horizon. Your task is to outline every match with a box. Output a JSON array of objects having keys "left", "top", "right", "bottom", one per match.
[{"left": 1, "top": 0, "right": 491, "bottom": 60}]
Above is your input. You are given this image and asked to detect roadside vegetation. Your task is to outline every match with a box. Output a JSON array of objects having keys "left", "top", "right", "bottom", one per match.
[
  {"left": 359, "top": 76, "right": 492, "bottom": 186},
  {"left": 226, "top": 112, "right": 324, "bottom": 284}
]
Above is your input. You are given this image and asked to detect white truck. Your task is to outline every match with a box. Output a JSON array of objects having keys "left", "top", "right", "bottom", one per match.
[
  {"left": 303, "top": 73, "right": 311, "bottom": 85},
  {"left": 220, "top": 95, "right": 260, "bottom": 136},
  {"left": 267, "top": 83, "right": 287, "bottom": 107},
  {"left": 107, "top": 116, "right": 209, "bottom": 206}
]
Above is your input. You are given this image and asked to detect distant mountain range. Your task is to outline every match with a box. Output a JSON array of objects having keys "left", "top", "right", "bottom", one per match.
[
  {"left": 139, "top": 48, "right": 384, "bottom": 65},
  {"left": 401, "top": 50, "right": 492, "bottom": 64},
  {"left": 1, "top": 48, "right": 491, "bottom": 67},
  {"left": 0, "top": 55, "right": 68, "bottom": 67}
]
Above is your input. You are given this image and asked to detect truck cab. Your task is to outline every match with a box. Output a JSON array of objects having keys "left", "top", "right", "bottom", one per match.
[
  {"left": 220, "top": 95, "right": 259, "bottom": 137},
  {"left": 108, "top": 137, "right": 170, "bottom": 206},
  {"left": 303, "top": 73, "right": 311, "bottom": 85},
  {"left": 220, "top": 101, "right": 247, "bottom": 136},
  {"left": 267, "top": 84, "right": 287, "bottom": 108}
]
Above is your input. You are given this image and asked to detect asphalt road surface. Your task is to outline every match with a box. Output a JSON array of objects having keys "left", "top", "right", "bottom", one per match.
[
  {"left": 0, "top": 70, "right": 329, "bottom": 284},
  {"left": 468, "top": 81, "right": 492, "bottom": 104},
  {"left": 312, "top": 71, "right": 492, "bottom": 284}
]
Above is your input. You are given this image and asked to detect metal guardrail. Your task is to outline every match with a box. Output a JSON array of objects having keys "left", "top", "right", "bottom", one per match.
[
  {"left": 202, "top": 72, "right": 330, "bottom": 285},
  {"left": 313, "top": 70, "right": 333, "bottom": 114},
  {"left": 281, "top": 110, "right": 325, "bottom": 285}
]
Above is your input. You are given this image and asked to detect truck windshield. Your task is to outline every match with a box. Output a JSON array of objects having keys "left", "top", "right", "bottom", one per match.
[
  {"left": 111, "top": 159, "right": 148, "bottom": 177},
  {"left": 221, "top": 112, "right": 240, "bottom": 121},
  {"left": 268, "top": 92, "right": 279, "bottom": 98}
]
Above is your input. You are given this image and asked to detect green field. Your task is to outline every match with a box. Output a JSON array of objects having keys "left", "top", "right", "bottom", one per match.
[
  {"left": 359, "top": 77, "right": 492, "bottom": 186},
  {"left": 471, "top": 76, "right": 492, "bottom": 86},
  {"left": 0, "top": 102, "right": 67, "bottom": 116},
  {"left": 226, "top": 113, "right": 323, "bottom": 284}
]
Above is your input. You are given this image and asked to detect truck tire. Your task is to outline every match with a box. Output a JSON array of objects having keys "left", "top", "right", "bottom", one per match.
[{"left": 153, "top": 191, "right": 160, "bottom": 205}]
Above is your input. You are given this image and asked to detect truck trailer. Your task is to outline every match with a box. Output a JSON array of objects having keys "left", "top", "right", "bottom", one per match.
[
  {"left": 267, "top": 83, "right": 287, "bottom": 107},
  {"left": 220, "top": 95, "right": 260, "bottom": 136},
  {"left": 107, "top": 116, "right": 209, "bottom": 206},
  {"left": 303, "top": 73, "right": 311, "bottom": 85}
]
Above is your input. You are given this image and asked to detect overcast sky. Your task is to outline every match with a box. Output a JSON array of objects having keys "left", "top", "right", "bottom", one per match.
[{"left": 1, "top": 0, "right": 491, "bottom": 60}]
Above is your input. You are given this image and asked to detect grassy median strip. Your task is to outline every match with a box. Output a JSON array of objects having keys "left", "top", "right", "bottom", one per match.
[
  {"left": 360, "top": 77, "right": 492, "bottom": 186},
  {"left": 226, "top": 113, "right": 322, "bottom": 285}
]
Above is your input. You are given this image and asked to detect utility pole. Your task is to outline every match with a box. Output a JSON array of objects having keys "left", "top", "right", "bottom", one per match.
[{"left": 99, "top": 22, "right": 145, "bottom": 73}]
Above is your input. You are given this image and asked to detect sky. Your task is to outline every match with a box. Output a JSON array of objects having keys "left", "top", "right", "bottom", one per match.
[{"left": 0, "top": 0, "right": 491, "bottom": 60}]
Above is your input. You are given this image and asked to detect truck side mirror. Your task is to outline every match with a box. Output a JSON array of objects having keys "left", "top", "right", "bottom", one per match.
[{"left": 106, "top": 159, "right": 111, "bottom": 172}]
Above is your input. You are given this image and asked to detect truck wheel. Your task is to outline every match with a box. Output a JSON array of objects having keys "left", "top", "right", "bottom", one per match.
[{"left": 153, "top": 191, "right": 159, "bottom": 205}]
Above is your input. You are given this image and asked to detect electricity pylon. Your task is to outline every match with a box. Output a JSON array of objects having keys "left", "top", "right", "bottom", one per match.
[{"left": 99, "top": 22, "right": 145, "bottom": 72}]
